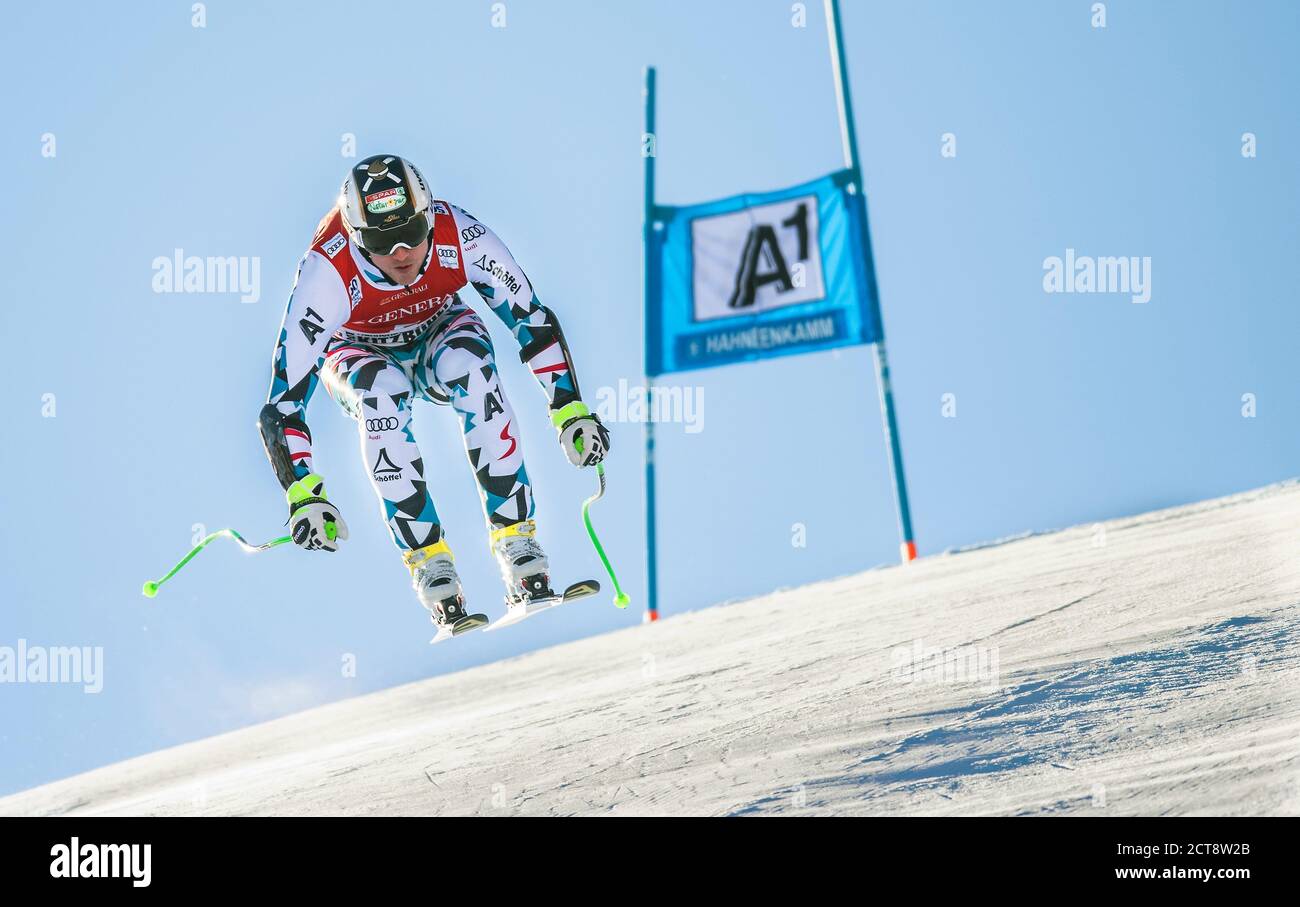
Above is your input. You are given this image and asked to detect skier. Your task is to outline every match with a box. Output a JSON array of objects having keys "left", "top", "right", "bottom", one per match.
[{"left": 258, "top": 154, "right": 610, "bottom": 635}]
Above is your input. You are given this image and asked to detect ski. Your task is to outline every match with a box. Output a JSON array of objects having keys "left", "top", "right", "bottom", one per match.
[
  {"left": 428, "top": 611, "right": 491, "bottom": 645},
  {"left": 482, "top": 580, "right": 601, "bottom": 633}
]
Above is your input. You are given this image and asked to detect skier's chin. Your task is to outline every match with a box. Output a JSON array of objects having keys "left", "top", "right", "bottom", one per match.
[{"left": 389, "top": 263, "right": 421, "bottom": 285}]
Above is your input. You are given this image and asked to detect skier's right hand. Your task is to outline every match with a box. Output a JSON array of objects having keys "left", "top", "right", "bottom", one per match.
[
  {"left": 553, "top": 402, "right": 610, "bottom": 468},
  {"left": 286, "top": 473, "right": 349, "bottom": 553}
]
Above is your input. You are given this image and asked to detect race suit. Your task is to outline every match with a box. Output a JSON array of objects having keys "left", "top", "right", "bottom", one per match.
[{"left": 261, "top": 200, "right": 583, "bottom": 552}]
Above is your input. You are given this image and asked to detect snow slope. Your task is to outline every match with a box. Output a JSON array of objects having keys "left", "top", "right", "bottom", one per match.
[{"left": 5, "top": 483, "right": 1300, "bottom": 816}]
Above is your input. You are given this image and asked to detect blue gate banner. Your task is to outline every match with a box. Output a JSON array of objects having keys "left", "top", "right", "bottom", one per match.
[{"left": 646, "top": 168, "right": 882, "bottom": 376}]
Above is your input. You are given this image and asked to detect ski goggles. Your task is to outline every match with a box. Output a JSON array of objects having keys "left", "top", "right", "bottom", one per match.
[{"left": 355, "top": 212, "right": 431, "bottom": 256}]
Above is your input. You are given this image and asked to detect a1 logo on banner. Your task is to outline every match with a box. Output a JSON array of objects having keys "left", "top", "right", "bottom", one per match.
[{"left": 689, "top": 194, "right": 825, "bottom": 322}]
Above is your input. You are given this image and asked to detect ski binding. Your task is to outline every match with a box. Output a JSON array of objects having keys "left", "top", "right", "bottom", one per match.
[
  {"left": 429, "top": 611, "right": 491, "bottom": 645},
  {"left": 482, "top": 580, "right": 601, "bottom": 633}
]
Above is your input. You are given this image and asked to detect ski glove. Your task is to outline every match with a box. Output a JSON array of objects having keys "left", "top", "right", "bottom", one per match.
[
  {"left": 553, "top": 402, "right": 610, "bottom": 467},
  {"left": 286, "top": 473, "right": 349, "bottom": 553}
]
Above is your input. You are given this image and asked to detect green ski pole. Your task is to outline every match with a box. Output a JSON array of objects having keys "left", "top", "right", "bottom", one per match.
[
  {"left": 581, "top": 463, "right": 630, "bottom": 608},
  {"left": 142, "top": 528, "right": 294, "bottom": 598}
]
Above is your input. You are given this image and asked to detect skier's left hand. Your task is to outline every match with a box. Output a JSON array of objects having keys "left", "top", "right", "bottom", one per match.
[{"left": 554, "top": 403, "right": 610, "bottom": 467}]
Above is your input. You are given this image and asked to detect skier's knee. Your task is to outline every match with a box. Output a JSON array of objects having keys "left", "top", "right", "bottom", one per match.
[
  {"left": 346, "top": 358, "right": 407, "bottom": 393},
  {"left": 355, "top": 366, "right": 413, "bottom": 426},
  {"left": 433, "top": 345, "right": 496, "bottom": 397},
  {"left": 354, "top": 366, "right": 409, "bottom": 403}
]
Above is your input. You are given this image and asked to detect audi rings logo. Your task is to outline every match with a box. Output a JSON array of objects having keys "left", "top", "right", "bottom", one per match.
[
  {"left": 461, "top": 224, "right": 486, "bottom": 242},
  {"left": 366, "top": 417, "right": 399, "bottom": 432}
]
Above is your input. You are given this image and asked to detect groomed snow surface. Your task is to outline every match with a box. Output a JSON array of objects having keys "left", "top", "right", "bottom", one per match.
[{"left": 6, "top": 483, "right": 1300, "bottom": 816}]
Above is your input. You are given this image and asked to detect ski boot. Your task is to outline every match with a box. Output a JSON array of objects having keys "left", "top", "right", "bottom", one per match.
[
  {"left": 490, "top": 520, "right": 558, "bottom": 609},
  {"left": 481, "top": 521, "right": 602, "bottom": 633},
  {"left": 403, "top": 538, "right": 489, "bottom": 643}
]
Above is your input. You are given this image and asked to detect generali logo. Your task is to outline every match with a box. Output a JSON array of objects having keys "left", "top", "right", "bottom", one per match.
[
  {"left": 365, "top": 295, "right": 454, "bottom": 325},
  {"left": 384, "top": 281, "right": 428, "bottom": 301}
]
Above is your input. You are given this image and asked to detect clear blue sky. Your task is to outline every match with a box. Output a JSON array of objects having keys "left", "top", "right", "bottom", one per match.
[{"left": 2, "top": 1, "right": 1297, "bottom": 797}]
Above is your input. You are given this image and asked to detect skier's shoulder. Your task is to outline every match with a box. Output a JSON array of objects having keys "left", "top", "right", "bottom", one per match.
[
  {"left": 308, "top": 205, "right": 350, "bottom": 262},
  {"left": 289, "top": 206, "right": 351, "bottom": 303},
  {"left": 438, "top": 200, "right": 489, "bottom": 232}
]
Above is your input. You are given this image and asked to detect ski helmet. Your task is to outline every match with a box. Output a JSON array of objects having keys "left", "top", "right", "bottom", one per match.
[{"left": 339, "top": 154, "right": 433, "bottom": 256}]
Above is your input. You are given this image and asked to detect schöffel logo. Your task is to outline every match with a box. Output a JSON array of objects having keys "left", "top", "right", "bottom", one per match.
[
  {"left": 372, "top": 447, "right": 402, "bottom": 481},
  {"left": 366, "top": 417, "right": 399, "bottom": 432},
  {"left": 50, "top": 838, "right": 151, "bottom": 887},
  {"left": 473, "top": 254, "right": 522, "bottom": 294}
]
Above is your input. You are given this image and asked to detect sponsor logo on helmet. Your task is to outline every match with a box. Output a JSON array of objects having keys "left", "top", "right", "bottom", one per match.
[
  {"left": 436, "top": 245, "right": 460, "bottom": 269},
  {"left": 364, "top": 187, "right": 407, "bottom": 214},
  {"left": 323, "top": 233, "right": 347, "bottom": 258},
  {"left": 357, "top": 157, "right": 403, "bottom": 192}
]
